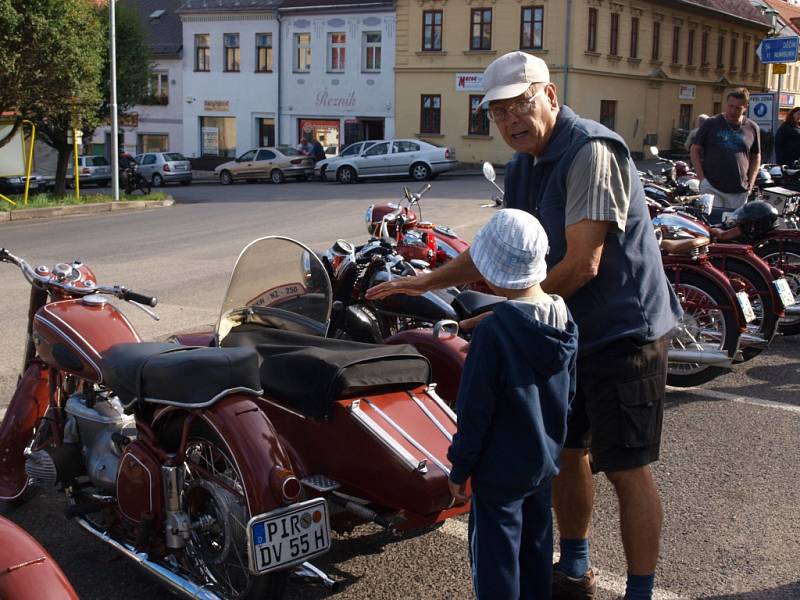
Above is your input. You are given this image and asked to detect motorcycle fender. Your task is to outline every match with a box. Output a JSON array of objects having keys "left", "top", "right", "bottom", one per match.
[
  {"left": 663, "top": 261, "right": 748, "bottom": 330},
  {"left": 154, "top": 395, "right": 294, "bottom": 516},
  {"left": 0, "top": 362, "right": 49, "bottom": 501},
  {"left": 709, "top": 250, "right": 784, "bottom": 314}
]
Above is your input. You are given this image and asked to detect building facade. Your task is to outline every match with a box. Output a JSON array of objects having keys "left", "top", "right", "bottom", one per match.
[
  {"left": 395, "top": 0, "right": 771, "bottom": 165},
  {"left": 278, "top": 0, "right": 396, "bottom": 151}
]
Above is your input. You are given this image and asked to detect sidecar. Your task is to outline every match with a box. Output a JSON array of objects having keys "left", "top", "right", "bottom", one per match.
[{"left": 178, "top": 236, "right": 470, "bottom": 533}]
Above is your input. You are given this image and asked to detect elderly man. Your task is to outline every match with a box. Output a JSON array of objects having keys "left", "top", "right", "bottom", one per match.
[{"left": 367, "top": 51, "right": 681, "bottom": 600}]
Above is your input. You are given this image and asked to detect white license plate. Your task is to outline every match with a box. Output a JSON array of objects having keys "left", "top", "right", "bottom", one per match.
[
  {"left": 174, "top": 164, "right": 187, "bottom": 171},
  {"left": 737, "top": 291, "right": 756, "bottom": 323},
  {"left": 97, "top": 168, "right": 110, "bottom": 174},
  {"left": 247, "top": 498, "right": 330, "bottom": 574},
  {"left": 774, "top": 278, "right": 796, "bottom": 308}
]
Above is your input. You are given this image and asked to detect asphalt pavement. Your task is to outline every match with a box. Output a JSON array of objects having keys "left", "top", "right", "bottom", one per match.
[{"left": 0, "top": 177, "right": 797, "bottom": 600}]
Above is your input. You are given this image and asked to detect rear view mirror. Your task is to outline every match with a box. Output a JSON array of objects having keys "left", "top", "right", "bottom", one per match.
[
  {"left": 649, "top": 146, "right": 660, "bottom": 158},
  {"left": 482, "top": 161, "right": 496, "bottom": 183}
]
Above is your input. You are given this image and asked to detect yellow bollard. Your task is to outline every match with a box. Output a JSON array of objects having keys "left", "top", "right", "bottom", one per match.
[{"left": 21, "top": 120, "right": 35, "bottom": 205}]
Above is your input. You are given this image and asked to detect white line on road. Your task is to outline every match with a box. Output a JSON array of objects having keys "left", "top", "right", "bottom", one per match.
[
  {"left": 673, "top": 387, "right": 800, "bottom": 415},
  {"left": 439, "top": 519, "right": 689, "bottom": 600}
]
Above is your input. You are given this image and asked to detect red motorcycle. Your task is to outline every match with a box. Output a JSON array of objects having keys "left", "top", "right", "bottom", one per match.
[{"left": 0, "top": 516, "right": 78, "bottom": 599}]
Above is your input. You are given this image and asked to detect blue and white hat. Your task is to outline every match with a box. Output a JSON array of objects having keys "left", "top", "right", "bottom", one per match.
[{"left": 469, "top": 209, "right": 548, "bottom": 289}]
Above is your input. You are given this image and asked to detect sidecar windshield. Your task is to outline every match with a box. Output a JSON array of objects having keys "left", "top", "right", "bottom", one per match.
[{"left": 217, "top": 237, "right": 332, "bottom": 342}]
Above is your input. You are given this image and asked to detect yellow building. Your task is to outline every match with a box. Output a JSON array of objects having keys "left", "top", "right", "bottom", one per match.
[{"left": 395, "top": 0, "right": 771, "bottom": 165}]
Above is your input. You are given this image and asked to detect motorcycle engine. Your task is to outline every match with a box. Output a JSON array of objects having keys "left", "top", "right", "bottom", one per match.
[{"left": 64, "top": 392, "right": 136, "bottom": 492}]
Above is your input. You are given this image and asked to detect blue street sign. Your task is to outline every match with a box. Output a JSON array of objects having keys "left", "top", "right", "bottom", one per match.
[{"left": 756, "top": 37, "right": 799, "bottom": 64}]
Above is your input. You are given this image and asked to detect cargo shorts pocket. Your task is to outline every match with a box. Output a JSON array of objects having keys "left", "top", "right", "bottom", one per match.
[{"left": 616, "top": 374, "right": 664, "bottom": 449}]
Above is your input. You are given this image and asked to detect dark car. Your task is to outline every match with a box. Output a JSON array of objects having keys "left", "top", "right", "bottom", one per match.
[{"left": 0, "top": 173, "right": 54, "bottom": 195}]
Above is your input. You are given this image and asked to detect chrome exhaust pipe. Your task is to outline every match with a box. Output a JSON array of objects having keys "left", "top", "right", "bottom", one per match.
[
  {"left": 739, "top": 332, "right": 770, "bottom": 348},
  {"left": 668, "top": 349, "right": 734, "bottom": 366},
  {"left": 292, "top": 562, "right": 338, "bottom": 591},
  {"left": 75, "top": 517, "right": 221, "bottom": 600},
  {"left": 784, "top": 304, "right": 800, "bottom": 317}
]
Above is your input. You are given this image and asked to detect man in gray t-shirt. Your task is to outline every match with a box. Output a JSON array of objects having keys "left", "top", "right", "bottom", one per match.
[{"left": 690, "top": 88, "right": 761, "bottom": 213}]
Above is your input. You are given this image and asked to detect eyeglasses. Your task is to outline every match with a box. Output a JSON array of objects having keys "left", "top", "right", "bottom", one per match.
[{"left": 487, "top": 90, "right": 545, "bottom": 123}]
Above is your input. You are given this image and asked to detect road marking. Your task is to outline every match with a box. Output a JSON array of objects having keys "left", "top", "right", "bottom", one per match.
[
  {"left": 673, "top": 387, "right": 800, "bottom": 415},
  {"left": 439, "top": 519, "right": 688, "bottom": 600}
]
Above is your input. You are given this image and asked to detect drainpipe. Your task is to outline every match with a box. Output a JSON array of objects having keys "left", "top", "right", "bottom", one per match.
[
  {"left": 276, "top": 11, "right": 282, "bottom": 144},
  {"left": 563, "top": 0, "right": 572, "bottom": 105}
]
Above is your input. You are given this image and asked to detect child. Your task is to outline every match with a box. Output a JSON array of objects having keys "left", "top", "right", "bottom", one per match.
[{"left": 447, "top": 208, "right": 578, "bottom": 600}]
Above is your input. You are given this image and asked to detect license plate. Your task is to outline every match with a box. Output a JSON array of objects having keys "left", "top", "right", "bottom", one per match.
[
  {"left": 97, "top": 168, "right": 110, "bottom": 174},
  {"left": 774, "top": 277, "right": 796, "bottom": 308},
  {"left": 247, "top": 498, "right": 330, "bottom": 574},
  {"left": 174, "top": 164, "right": 187, "bottom": 171},
  {"left": 737, "top": 291, "right": 756, "bottom": 323}
]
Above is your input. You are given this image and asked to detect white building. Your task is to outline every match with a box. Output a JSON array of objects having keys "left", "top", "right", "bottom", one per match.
[{"left": 278, "top": 0, "right": 395, "bottom": 150}]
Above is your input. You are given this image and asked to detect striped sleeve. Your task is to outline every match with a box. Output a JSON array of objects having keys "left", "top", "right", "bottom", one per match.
[{"left": 565, "top": 139, "right": 631, "bottom": 232}]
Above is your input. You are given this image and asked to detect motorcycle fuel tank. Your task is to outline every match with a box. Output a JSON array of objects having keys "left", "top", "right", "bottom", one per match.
[{"left": 32, "top": 296, "right": 141, "bottom": 382}]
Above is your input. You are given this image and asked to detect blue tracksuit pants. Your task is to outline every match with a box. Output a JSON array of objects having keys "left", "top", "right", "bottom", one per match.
[{"left": 469, "top": 481, "right": 553, "bottom": 600}]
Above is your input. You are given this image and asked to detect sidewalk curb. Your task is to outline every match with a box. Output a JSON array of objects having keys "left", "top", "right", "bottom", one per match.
[{"left": 3, "top": 198, "right": 174, "bottom": 222}]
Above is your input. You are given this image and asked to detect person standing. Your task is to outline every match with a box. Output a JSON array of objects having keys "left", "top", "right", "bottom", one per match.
[
  {"left": 683, "top": 114, "right": 709, "bottom": 153},
  {"left": 311, "top": 138, "right": 326, "bottom": 163},
  {"left": 367, "top": 51, "right": 682, "bottom": 600},
  {"left": 690, "top": 88, "right": 761, "bottom": 220},
  {"left": 774, "top": 107, "right": 800, "bottom": 166}
]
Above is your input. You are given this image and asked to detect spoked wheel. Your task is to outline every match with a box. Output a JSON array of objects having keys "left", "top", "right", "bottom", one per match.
[
  {"left": 666, "top": 270, "right": 740, "bottom": 387},
  {"left": 756, "top": 240, "right": 800, "bottom": 336},
  {"left": 165, "top": 420, "right": 286, "bottom": 600}
]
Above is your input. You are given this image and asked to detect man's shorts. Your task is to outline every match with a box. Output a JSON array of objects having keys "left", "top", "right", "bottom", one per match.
[{"left": 564, "top": 335, "right": 668, "bottom": 473}]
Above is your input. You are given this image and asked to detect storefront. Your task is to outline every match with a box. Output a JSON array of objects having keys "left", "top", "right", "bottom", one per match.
[{"left": 199, "top": 116, "right": 237, "bottom": 158}]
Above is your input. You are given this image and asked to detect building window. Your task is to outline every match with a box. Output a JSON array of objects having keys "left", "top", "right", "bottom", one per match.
[
  {"left": 420, "top": 94, "right": 441, "bottom": 134},
  {"left": 717, "top": 34, "right": 725, "bottom": 69},
  {"left": 652, "top": 22, "right": 660, "bottom": 60},
  {"left": 600, "top": 100, "right": 616, "bottom": 131},
  {"left": 679, "top": 104, "right": 692, "bottom": 130},
  {"left": 610, "top": 13, "right": 619, "bottom": 56},
  {"left": 362, "top": 31, "right": 381, "bottom": 71},
  {"left": 729, "top": 37, "right": 737, "bottom": 71},
  {"left": 630, "top": 17, "right": 639, "bottom": 58},
  {"left": 713, "top": 101, "right": 721, "bottom": 115},
  {"left": 471, "top": 8, "right": 492, "bottom": 50},
  {"left": 294, "top": 33, "right": 311, "bottom": 72},
  {"left": 256, "top": 33, "right": 273, "bottom": 72},
  {"left": 701, "top": 30, "right": 709, "bottom": 66},
  {"left": 137, "top": 134, "right": 168, "bottom": 154},
  {"left": 587, "top": 8, "right": 597, "bottom": 52},
  {"left": 422, "top": 10, "right": 443, "bottom": 51},
  {"left": 469, "top": 95, "right": 489, "bottom": 135},
  {"left": 742, "top": 40, "right": 750, "bottom": 74},
  {"left": 520, "top": 6, "right": 543, "bottom": 50},
  {"left": 224, "top": 33, "right": 240, "bottom": 72},
  {"left": 195, "top": 34, "right": 210, "bottom": 71},
  {"left": 200, "top": 116, "right": 237, "bottom": 158},
  {"left": 143, "top": 71, "right": 168, "bottom": 105},
  {"left": 328, "top": 32, "right": 346, "bottom": 72},
  {"left": 672, "top": 26, "right": 680, "bottom": 64},
  {"left": 687, "top": 30, "right": 695, "bottom": 66},
  {"left": 257, "top": 118, "right": 275, "bottom": 147}
]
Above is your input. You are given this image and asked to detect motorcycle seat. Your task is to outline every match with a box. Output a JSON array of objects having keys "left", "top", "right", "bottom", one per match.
[
  {"left": 101, "top": 342, "right": 262, "bottom": 410},
  {"left": 221, "top": 325, "right": 431, "bottom": 420},
  {"left": 451, "top": 290, "right": 505, "bottom": 321}
]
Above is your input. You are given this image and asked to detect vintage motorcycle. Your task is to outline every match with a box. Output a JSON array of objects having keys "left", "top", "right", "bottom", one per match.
[{"left": 0, "top": 516, "right": 78, "bottom": 599}]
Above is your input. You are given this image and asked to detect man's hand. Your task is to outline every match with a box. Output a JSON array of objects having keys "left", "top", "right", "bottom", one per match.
[
  {"left": 365, "top": 275, "right": 428, "bottom": 300},
  {"left": 448, "top": 478, "right": 471, "bottom": 504},
  {"left": 459, "top": 311, "right": 492, "bottom": 331}
]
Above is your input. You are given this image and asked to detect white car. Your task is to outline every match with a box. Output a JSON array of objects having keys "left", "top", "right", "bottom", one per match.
[{"left": 315, "top": 139, "right": 458, "bottom": 183}]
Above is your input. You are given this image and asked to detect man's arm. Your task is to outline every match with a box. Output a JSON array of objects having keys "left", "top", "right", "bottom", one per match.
[
  {"left": 747, "top": 153, "right": 761, "bottom": 190},
  {"left": 541, "top": 219, "right": 609, "bottom": 299},
  {"left": 365, "top": 247, "right": 482, "bottom": 300},
  {"left": 690, "top": 144, "right": 705, "bottom": 181}
]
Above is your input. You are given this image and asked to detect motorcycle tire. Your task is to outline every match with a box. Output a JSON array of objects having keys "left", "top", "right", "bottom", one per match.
[
  {"left": 666, "top": 270, "right": 740, "bottom": 388},
  {"left": 713, "top": 257, "right": 780, "bottom": 361},
  {"left": 137, "top": 176, "right": 151, "bottom": 195},
  {"left": 755, "top": 239, "right": 800, "bottom": 336},
  {"left": 160, "top": 418, "right": 287, "bottom": 600}
]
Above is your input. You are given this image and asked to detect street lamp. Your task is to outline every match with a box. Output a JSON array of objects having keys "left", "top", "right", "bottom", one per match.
[{"left": 109, "top": 0, "right": 120, "bottom": 201}]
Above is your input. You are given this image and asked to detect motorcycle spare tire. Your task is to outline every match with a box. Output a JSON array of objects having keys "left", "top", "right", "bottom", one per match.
[
  {"left": 159, "top": 417, "right": 287, "bottom": 600},
  {"left": 666, "top": 269, "right": 740, "bottom": 387},
  {"left": 755, "top": 239, "right": 800, "bottom": 336}
]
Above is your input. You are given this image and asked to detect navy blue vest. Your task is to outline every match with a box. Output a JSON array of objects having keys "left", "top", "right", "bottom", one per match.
[{"left": 504, "top": 106, "right": 681, "bottom": 356}]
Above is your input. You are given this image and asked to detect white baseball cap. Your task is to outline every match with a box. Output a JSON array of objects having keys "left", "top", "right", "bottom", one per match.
[
  {"left": 480, "top": 51, "right": 550, "bottom": 108},
  {"left": 469, "top": 209, "right": 549, "bottom": 290}
]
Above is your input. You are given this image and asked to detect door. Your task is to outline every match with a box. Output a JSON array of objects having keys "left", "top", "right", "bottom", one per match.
[
  {"left": 390, "top": 140, "right": 421, "bottom": 175},
  {"left": 139, "top": 153, "right": 158, "bottom": 179},
  {"left": 255, "top": 149, "right": 276, "bottom": 177},
  {"left": 357, "top": 141, "right": 391, "bottom": 177},
  {"left": 233, "top": 149, "right": 258, "bottom": 178}
]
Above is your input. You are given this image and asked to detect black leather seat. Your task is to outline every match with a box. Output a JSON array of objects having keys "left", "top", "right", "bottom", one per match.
[{"left": 451, "top": 290, "right": 505, "bottom": 321}]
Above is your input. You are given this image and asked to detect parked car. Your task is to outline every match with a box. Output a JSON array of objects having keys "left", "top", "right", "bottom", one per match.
[
  {"left": 214, "top": 146, "right": 314, "bottom": 184},
  {"left": 134, "top": 152, "right": 192, "bottom": 187},
  {"left": 66, "top": 155, "right": 112, "bottom": 187},
  {"left": 315, "top": 141, "right": 378, "bottom": 181},
  {"left": 316, "top": 139, "right": 458, "bottom": 183},
  {"left": 0, "top": 173, "right": 54, "bottom": 195},
  {"left": 324, "top": 144, "right": 338, "bottom": 158}
]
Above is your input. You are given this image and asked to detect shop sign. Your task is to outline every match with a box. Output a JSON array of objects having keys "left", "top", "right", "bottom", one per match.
[
  {"left": 315, "top": 89, "right": 356, "bottom": 108},
  {"left": 204, "top": 100, "right": 229, "bottom": 112},
  {"left": 779, "top": 93, "right": 796, "bottom": 107},
  {"left": 455, "top": 73, "right": 484, "bottom": 92},
  {"left": 202, "top": 127, "right": 219, "bottom": 155},
  {"left": 119, "top": 113, "right": 139, "bottom": 128},
  {"left": 678, "top": 84, "right": 696, "bottom": 100}
]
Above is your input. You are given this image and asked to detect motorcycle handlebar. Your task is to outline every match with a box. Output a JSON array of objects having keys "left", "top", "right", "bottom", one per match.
[{"left": 121, "top": 289, "right": 158, "bottom": 307}]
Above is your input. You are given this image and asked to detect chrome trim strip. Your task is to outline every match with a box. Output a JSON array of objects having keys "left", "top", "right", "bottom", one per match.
[
  {"left": 74, "top": 517, "right": 222, "bottom": 600},
  {"left": 408, "top": 392, "right": 452, "bottom": 443},
  {"left": 140, "top": 387, "right": 263, "bottom": 408},
  {"left": 425, "top": 385, "right": 457, "bottom": 423},
  {"left": 349, "top": 400, "right": 425, "bottom": 472},
  {"left": 362, "top": 398, "right": 451, "bottom": 477},
  {"left": 262, "top": 397, "right": 308, "bottom": 420},
  {"left": 34, "top": 315, "right": 103, "bottom": 381}
]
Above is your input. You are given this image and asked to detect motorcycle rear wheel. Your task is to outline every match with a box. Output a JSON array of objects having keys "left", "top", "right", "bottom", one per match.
[
  {"left": 666, "top": 270, "right": 740, "bottom": 387},
  {"left": 756, "top": 239, "right": 800, "bottom": 336},
  {"left": 162, "top": 419, "right": 287, "bottom": 600}
]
